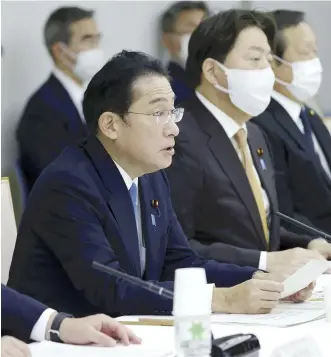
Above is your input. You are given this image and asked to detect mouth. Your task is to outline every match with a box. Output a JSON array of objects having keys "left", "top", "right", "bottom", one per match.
[{"left": 162, "top": 146, "right": 175, "bottom": 154}]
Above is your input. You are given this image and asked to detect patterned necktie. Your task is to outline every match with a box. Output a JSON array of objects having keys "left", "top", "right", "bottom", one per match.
[
  {"left": 235, "top": 128, "right": 269, "bottom": 243},
  {"left": 129, "top": 182, "right": 138, "bottom": 220}
]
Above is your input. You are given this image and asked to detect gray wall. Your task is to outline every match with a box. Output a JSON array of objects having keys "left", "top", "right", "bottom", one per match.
[{"left": 1, "top": 1, "right": 330, "bottom": 176}]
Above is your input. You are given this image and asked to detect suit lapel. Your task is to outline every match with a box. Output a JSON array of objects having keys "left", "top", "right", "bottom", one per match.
[
  {"left": 83, "top": 137, "right": 141, "bottom": 275},
  {"left": 269, "top": 98, "right": 307, "bottom": 151},
  {"left": 248, "top": 124, "right": 277, "bottom": 249},
  {"left": 138, "top": 175, "right": 163, "bottom": 280},
  {"left": 187, "top": 98, "right": 265, "bottom": 244},
  {"left": 309, "top": 110, "right": 331, "bottom": 168}
]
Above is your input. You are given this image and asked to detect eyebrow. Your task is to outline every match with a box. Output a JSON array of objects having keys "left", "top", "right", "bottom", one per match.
[
  {"left": 81, "top": 33, "right": 101, "bottom": 41},
  {"left": 248, "top": 45, "right": 272, "bottom": 55},
  {"left": 149, "top": 96, "right": 176, "bottom": 105}
]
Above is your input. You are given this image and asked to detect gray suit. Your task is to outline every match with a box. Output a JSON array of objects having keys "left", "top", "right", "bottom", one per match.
[{"left": 166, "top": 95, "right": 313, "bottom": 268}]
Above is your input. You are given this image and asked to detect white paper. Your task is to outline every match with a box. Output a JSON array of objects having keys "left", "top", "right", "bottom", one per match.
[
  {"left": 281, "top": 260, "right": 330, "bottom": 298},
  {"left": 29, "top": 342, "right": 174, "bottom": 357},
  {"left": 212, "top": 305, "right": 325, "bottom": 327}
]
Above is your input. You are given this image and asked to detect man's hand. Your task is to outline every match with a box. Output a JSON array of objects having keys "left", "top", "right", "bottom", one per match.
[
  {"left": 308, "top": 238, "right": 331, "bottom": 259},
  {"left": 211, "top": 274, "right": 283, "bottom": 314},
  {"left": 283, "top": 282, "right": 316, "bottom": 303},
  {"left": 266, "top": 247, "right": 325, "bottom": 273},
  {"left": 58, "top": 314, "right": 142, "bottom": 346},
  {"left": 1, "top": 336, "right": 31, "bottom": 357}
]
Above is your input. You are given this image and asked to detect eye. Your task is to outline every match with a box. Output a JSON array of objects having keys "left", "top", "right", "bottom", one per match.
[{"left": 153, "top": 111, "right": 167, "bottom": 117}]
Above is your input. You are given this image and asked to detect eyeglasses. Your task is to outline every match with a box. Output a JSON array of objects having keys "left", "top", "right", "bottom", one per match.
[{"left": 125, "top": 108, "right": 184, "bottom": 125}]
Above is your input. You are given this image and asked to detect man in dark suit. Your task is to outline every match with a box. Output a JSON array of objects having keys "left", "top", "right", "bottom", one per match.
[
  {"left": 252, "top": 10, "right": 331, "bottom": 238},
  {"left": 165, "top": 10, "right": 331, "bottom": 271},
  {"left": 17, "top": 7, "right": 104, "bottom": 190},
  {"left": 160, "top": 1, "right": 209, "bottom": 105},
  {"left": 9, "top": 50, "right": 310, "bottom": 319},
  {"left": 1, "top": 285, "right": 141, "bottom": 356}
]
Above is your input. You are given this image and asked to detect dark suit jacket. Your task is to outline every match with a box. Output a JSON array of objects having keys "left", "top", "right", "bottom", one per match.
[
  {"left": 1, "top": 284, "right": 47, "bottom": 342},
  {"left": 167, "top": 61, "right": 194, "bottom": 106},
  {"left": 252, "top": 98, "right": 331, "bottom": 234},
  {"left": 17, "top": 74, "right": 87, "bottom": 190},
  {"left": 8, "top": 136, "right": 256, "bottom": 317},
  {"left": 166, "top": 96, "right": 312, "bottom": 268}
]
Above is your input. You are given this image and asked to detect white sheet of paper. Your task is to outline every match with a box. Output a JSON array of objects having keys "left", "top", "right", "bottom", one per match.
[
  {"left": 281, "top": 260, "right": 330, "bottom": 299},
  {"left": 211, "top": 305, "right": 325, "bottom": 327}
]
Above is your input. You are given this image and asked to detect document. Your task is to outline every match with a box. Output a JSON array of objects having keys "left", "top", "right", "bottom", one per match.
[
  {"left": 212, "top": 305, "right": 325, "bottom": 327},
  {"left": 281, "top": 260, "right": 330, "bottom": 298}
]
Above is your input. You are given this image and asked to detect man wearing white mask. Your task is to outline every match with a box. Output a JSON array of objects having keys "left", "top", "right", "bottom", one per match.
[
  {"left": 161, "top": 1, "right": 209, "bottom": 106},
  {"left": 253, "top": 10, "right": 331, "bottom": 237},
  {"left": 17, "top": 7, "right": 105, "bottom": 190},
  {"left": 166, "top": 9, "right": 331, "bottom": 270}
]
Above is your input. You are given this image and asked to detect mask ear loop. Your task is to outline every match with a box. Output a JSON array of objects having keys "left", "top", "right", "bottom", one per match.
[
  {"left": 57, "top": 42, "right": 77, "bottom": 70},
  {"left": 212, "top": 60, "right": 230, "bottom": 93},
  {"left": 272, "top": 54, "right": 293, "bottom": 86}
]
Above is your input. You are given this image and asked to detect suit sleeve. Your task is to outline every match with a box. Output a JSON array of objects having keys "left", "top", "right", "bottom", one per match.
[
  {"left": 160, "top": 171, "right": 257, "bottom": 285},
  {"left": 1, "top": 284, "right": 47, "bottom": 342},
  {"left": 166, "top": 136, "right": 262, "bottom": 268},
  {"left": 17, "top": 100, "right": 73, "bottom": 180}
]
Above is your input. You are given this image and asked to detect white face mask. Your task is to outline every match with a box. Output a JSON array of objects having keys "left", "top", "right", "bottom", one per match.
[
  {"left": 178, "top": 34, "right": 191, "bottom": 66},
  {"left": 61, "top": 45, "right": 105, "bottom": 83},
  {"left": 214, "top": 61, "right": 275, "bottom": 117},
  {"left": 274, "top": 56, "right": 323, "bottom": 102}
]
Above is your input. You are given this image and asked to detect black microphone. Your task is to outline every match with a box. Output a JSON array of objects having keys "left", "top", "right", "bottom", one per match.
[
  {"left": 92, "top": 261, "right": 174, "bottom": 299},
  {"left": 276, "top": 212, "right": 331, "bottom": 243}
]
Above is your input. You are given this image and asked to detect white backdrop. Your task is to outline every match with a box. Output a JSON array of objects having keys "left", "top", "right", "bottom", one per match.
[{"left": 1, "top": 1, "right": 330, "bottom": 176}]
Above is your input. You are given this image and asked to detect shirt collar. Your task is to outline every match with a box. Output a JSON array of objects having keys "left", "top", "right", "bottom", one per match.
[
  {"left": 53, "top": 67, "right": 85, "bottom": 116},
  {"left": 113, "top": 161, "right": 138, "bottom": 190},
  {"left": 195, "top": 90, "right": 247, "bottom": 138},
  {"left": 272, "top": 90, "right": 302, "bottom": 126}
]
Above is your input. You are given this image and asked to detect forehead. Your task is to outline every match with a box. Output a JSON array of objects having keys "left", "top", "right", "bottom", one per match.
[
  {"left": 131, "top": 75, "right": 174, "bottom": 107},
  {"left": 175, "top": 9, "right": 206, "bottom": 31},
  {"left": 232, "top": 26, "right": 271, "bottom": 52},
  {"left": 283, "top": 22, "right": 316, "bottom": 49},
  {"left": 69, "top": 18, "right": 98, "bottom": 38}
]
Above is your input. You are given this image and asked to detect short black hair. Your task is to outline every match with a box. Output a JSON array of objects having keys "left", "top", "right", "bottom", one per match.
[
  {"left": 161, "top": 1, "right": 209, "bottom": 33},
  {"left": 270, "top": 10, "right": 306, "bottom": 59},
  {"left": 44, "top": 7, "right": 94, "bottom": 58},
  {"left": 186, "top": 9, "right": 276, "bottom": 89},
  {"left": 83, "top": 50, "right": 169, "bottom": 135}
]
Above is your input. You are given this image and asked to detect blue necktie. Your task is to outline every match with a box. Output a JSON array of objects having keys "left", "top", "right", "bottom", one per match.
[
  {"left": 300, "top": 107, "right": 316, "bottom": 155},
  {"left": 129, "top": 182, "right": 138, "bottom": 220}
]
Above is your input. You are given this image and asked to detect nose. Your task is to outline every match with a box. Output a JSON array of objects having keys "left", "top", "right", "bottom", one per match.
[{"left": 163, "top": 120, "right": 179, "bottom": 137}]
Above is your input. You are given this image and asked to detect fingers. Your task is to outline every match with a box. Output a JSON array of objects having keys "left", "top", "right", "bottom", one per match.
[
  {"left": 111, "top": 323, "right": 130, "bottom": 346},
  {"left": 87, "top": 327, "right": 117, "bottom": 347},
  {"left": 258, "top": 280, "right": 284, "bottom": 293},
  {"left": 124, "top": 326, "right": 142, "bottom": 344},
  {"left": 13, "top": 340, "right": 31, "bottom": 357}
]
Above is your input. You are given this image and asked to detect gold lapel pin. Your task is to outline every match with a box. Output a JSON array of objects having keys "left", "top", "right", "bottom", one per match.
[
  {"left": 151, "top": 200, "right": 159, "bottom": 209},
  {"left": 257, "top": 148, "right": 264, "bottom": 156},
  {"left": 309, "top": 109, "right": 315, "bottom": 116}
]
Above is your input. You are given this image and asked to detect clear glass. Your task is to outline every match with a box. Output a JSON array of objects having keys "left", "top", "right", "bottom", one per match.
[{"left": 126, "top": 108, "right": 184, "bottom": 125}]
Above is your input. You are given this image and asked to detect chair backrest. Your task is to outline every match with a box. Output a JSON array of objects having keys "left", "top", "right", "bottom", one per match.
[
  {"left": 1, "top": 177, "right": 18, "bottom": 284},
  {"left": 9, "top": 159, "right": 28, "bottom": 225}
]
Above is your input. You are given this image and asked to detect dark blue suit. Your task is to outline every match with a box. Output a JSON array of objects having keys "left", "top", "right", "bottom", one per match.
[
  {"left": 17, "top": 74, "right": 87, "bottom": 190},
  {"left": 1, "top": 284, "right": 47, "bottom": 342},
  {"left": 8, "top": 136, "right": 256, "bottom": 317},
  {"left": 167, "top": 61, "right": 194, "bottom": 106}
]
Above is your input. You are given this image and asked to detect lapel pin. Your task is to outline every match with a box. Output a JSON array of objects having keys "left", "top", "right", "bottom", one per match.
[
  {"left": 151, "top": 200, "right": 159, "bottom": 209},
  {"left": 257, "top": 148, "right": 264, "bottom": 156},
  {"left": 151, "top": 214, "right": 156, "bottom": 227},
  {"left": 309, "top": 109, "right": 315, "bottom": 116}
]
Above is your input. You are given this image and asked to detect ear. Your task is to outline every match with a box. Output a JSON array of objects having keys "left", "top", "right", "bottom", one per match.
[
  {"left": 162, "top": 33, "right": 178, "bottom": 56},
  {"left": 98, "top": 111, "right": 122, "bottom": 140},
  {"left": 51, "top": 42, "right": 63, "bottom": 61},
  {"left": 202, "top": 58, "right": 223, "bottom": 86}
]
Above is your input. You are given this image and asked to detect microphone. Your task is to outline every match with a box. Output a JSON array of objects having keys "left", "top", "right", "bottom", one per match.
[
  {"left": 92, "top": 261, "right": 174, "bottom": 300},
  {"left": 276, "top": 212, "right": 331, "bottom": 243}
]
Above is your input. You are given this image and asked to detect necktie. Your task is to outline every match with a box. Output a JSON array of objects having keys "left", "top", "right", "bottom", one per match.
[
  {"left": 300, "top": 107, "right": 316, "bottom": 155},
  {"left": 129, "top": 182, "right": 138, "bottom": 221},
  {"left": 235, "top": 129, "right": 269, "bottom": 243}
]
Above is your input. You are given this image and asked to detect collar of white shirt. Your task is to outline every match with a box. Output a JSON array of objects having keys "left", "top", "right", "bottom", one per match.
[
  {"left": 195, "top": 90, "right": 247, "bottom": 138},
  {"left": 113, "top": 161, "right": 139, "bottom": 190},
  {"left": 272, "top": 90, "right": 302, "bottom": 127},
  {"left": 53, "top": 67, "right": 85, "bottom": 118}
]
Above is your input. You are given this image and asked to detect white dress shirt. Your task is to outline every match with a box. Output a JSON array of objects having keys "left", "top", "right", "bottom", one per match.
[
  {"left": 53, "top": 67, "right": 85, "bottom": 120},
  {"left": 196, "top": 91, "right": 270, "bottom": 270},
  {"left": 30, "top": 308, "right": 56, "bottom": 342},
  {"left": 114, "top": 162, "right": 146, "bottom": 275},
  {"left": 272, "top": 91, "right": 331, "bottom": 180}
]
